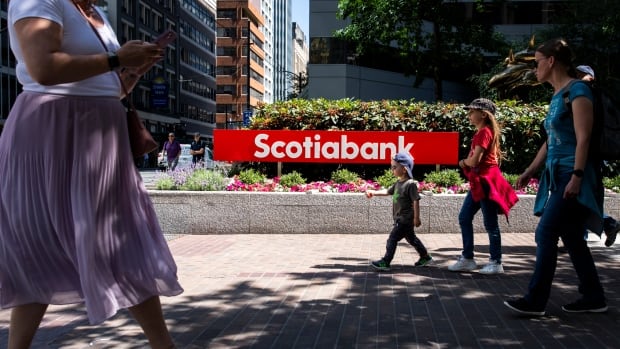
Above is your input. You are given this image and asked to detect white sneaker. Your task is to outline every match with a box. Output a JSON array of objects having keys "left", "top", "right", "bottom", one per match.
[
  {"left": 448, "top": 256, "right": 477, "bottom": 272},
  {"left": 479, "top": 260, "right": 504, "bottom": 275}
]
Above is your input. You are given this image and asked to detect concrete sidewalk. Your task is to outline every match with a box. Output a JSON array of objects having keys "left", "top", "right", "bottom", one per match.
[{"left": 1, "top": 233, "right": 619, "bottom": 348}]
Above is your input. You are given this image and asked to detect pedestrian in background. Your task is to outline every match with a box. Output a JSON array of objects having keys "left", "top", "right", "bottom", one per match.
[
  {"left": 575, "top": 65, "right": 595, "bottom": 82},
  {"left": 366, "top": 151, "right": 433, "bottom": 271},
  {"left": 448, "top": 98, "right": 518, "bottom": 275},
  {"left": 163, "top": 132, "right": 181, "bottom": 171},
  {"left": 190, "top": 132, "right": 206, "bottom": 166},
  {"left": 0, "top": 0, "right": 183, "bottom": 348},
  {"left": 505, "top": 38, "right": 606, "bottom": 316},
  {"left": 143, "top": 152, "right": 150, "bottom": 168},
  {"left": 575, "top": 64, "right": 619, "bottom": 247}
]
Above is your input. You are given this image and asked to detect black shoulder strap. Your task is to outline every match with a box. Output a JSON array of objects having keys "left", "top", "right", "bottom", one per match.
[{"left": 562, "top": 80, "right": 591, "bottom": 116}]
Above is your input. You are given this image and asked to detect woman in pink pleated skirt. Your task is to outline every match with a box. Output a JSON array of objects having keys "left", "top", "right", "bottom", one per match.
[{"left": 0, "top": 1, "right": 183, "bottom": 348}]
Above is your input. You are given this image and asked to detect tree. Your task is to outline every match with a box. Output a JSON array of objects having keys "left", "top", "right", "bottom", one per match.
[
  {"left": 334, "top": 0, "right": 508, "bottom": 101},
  {"left": 286, "top": 71, "right": 309, "bottom": 100},
  {"left": 538, "top": 0, "right": 620, "bottom": 93},
  {"left": 481, "top": 1, "right": 620, "bottom": 102}
]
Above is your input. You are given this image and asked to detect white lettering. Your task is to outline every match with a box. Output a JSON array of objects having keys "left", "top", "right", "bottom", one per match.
[
  {"left": 252, "top": 133, "right": 415, "bottom": 160},
  {"left": 322, "top": 141, "right": 339, "bottom": 159},
  {"left": 381, "top": 142, "right": 397, "bottom": 158},
  {"left": 254, "top": 134, "right": 270, "bottom": 157},
  {"left": 360, "top": 142, "right": 378, "bottom": 159},
  {"left": 398, "top": 136, "right": 414, "bottom": 153},
  {"left": 341, "top": 135, "right": 359, "bottom": 159},
  {"left": 313, "top": 134, "right": 321, "bottom": 158},
  {"left": 286, "top": 141, "right": 303, "bottom": 158},
  {"left": 271, "top": 141, "right": 286, "bottom": 158},
  {"left": 303, "top": 137, "right": 313, "bottom": 158}
]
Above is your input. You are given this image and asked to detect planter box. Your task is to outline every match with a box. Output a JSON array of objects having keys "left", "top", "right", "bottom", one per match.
[{"left": 149, "top": 191, "right": 619, "bottom": 235}]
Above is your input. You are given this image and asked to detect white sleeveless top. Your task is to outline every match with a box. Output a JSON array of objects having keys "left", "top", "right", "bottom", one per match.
[{"left": 8, "top": 0, "right": 122, "bottom": 97}]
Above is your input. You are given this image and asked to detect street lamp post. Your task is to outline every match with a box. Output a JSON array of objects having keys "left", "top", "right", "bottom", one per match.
[
  {"left": 222, "top": 90, "right": 233, "bottom": 129},
  {"left": 225, "top": 104, "right": 235, "bottom": 129},
  {"left": 246, "top": 19, "right": 251, "bottom": 112}
]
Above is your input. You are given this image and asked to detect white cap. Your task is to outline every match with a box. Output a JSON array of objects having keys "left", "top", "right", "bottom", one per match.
[{"left": 576, "top": 65, "right": 595, "bottom": 79}]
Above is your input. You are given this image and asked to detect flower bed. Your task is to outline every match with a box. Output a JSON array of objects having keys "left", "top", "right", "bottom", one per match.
[
  {"left": 224, "top": 177, "right": 542, "bottom": 195},
  {"left": 149, "top": 168, "right": 619, "bottom": 235},
  {"left": 153, "top": 167, "right": 544, "bottom": 195}
]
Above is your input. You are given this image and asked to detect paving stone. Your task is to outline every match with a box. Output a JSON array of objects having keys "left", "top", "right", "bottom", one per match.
[{"left": 0, "top": 233, "right": 618, "bottom": 348}]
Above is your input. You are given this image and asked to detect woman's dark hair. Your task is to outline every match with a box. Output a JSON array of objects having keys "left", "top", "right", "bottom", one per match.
[{"left": 536, "top": 38, "right": 577, "bottom": 78}]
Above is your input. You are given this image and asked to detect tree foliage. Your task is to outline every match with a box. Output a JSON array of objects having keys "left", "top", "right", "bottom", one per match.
[
  {"left": 334, "top": 0, "right": 509, "bottom": 101},
  {"left": 537, "top": 0, "right": 620, "bottom": 93},
  {"left": 251, "top": 98, "right": 548, "bottom": 176}
]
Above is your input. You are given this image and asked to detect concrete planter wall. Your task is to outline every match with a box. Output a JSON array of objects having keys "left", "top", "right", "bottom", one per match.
[{"left": 149, "top": 191, "right": 619, "bottom": 235}]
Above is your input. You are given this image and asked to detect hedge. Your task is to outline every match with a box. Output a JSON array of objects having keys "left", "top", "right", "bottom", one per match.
[{"left": 249, "top": 98, "right": 548, "bottom": 177}]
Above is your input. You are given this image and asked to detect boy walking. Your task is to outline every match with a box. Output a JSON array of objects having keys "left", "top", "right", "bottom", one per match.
[{"left": 366, "top": 151, "right": 432, "bottom": 271}]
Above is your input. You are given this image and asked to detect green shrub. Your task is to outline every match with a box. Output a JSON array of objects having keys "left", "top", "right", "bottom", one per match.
[
  {"left": 330, "top": 168, "right": 360, "bottom": 184},
  {"left": 238, "top": 168, "right": 266, "bottom": 184},
  {"left": 250, "top": 98, "right": 548, "bottom": 177},
  {"left": 181, "top": 169, "right": 228, "bottom": 191},
  {"left": 603, "top": 175, "right": 620, "bottom": 193},
  {"left": 279, "top": 171, "right": 306, "bottom": 187},
  {"left": 155, "top": 177, "right": 177, "bottom": 190},
  {"left": 503, "top": 172, "right": 519, "bottom": 187},
  {"left": 374, "top": 168, "right": 397, "bottom": 188},
  {"left": 423, "top": 169, "right": 464, "bottom": 187}
]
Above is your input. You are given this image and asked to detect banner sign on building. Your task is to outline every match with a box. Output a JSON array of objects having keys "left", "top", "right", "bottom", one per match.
[
  {"left": 242, "top": 110, "right": 252, "bottom": 127},
  {"left": 151, "top": 76, "right": 169, "bottom": 108},
  {"left": 213, "top": 130, "right": 459, "bottom": 164}
]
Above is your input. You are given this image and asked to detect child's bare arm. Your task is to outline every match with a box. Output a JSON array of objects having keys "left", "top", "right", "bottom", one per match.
[
  {"left": 413, "top": 200, "right": 421, "bottom": 227},
  {"left": 365, "top": 189, "right": 389, "bottom": 198}
]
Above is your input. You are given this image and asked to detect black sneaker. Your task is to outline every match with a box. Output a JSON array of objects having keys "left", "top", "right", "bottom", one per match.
[
  {"left": 604, "top": 221, "right": 619, "bottom": 247},
  {"left": 371, "top": 259, "right": 390, "bottom": 271},
  {"left": 504, "top": 298, "right": 545, "bottom": 316},
  {"left": 562, "top": 299, "right": 608, "bottom": 313},
  {"left": 415, "top": 255, "right": 433, "bottom": 267}
]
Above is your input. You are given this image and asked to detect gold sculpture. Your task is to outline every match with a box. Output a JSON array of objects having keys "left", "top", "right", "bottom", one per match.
[{"left": 488, "top": 36, "right": 541, "bottom": 98}]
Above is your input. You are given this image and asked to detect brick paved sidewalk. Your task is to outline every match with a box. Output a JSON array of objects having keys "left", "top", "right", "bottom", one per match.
[{"left": 1, "top": 233, "right": 619, "bottom": 348}]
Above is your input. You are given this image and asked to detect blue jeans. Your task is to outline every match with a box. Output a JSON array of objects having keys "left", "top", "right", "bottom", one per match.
[
  {"left": 167, "top": 157, "right": 179, "bottom": 171},
  {"left": 458, "top": 191, "right": 502, "bottom": 262},
  {"left": 525, "top": 171, "right": 605, "bottom": 309},
  {"left": 382, "top": 219, "right": 428, "bottom": 264}
]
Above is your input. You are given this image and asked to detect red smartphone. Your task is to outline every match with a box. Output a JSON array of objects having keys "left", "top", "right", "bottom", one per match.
[{"left": 152, "top": 29, "right": 177, "bottom": 48}]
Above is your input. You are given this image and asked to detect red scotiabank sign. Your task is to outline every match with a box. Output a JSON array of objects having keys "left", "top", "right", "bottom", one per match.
[{"left": 213, "top": 130, "right": 459, "bottom": 165}]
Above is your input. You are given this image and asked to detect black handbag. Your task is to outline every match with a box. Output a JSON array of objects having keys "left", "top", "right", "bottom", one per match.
[
  {"left": 78, "top": 3, "right": 158, "bottom": 157},
  {"left": 124, "top": 89, "right": 159, "bottom": 157}
]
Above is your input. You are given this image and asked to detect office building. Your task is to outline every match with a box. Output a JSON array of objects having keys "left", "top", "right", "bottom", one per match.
[
  {"left": 216, "top": 0, "right": 265, "bottom": 128},
  {"left": 1, "top": 0, "right": 219, "bottom": 146},
  {"left": 291, "top": 22, "right": 308, "bottom": 99},
  {"left": 0, "top": 2, "right": 19, "bottom": 127}
]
